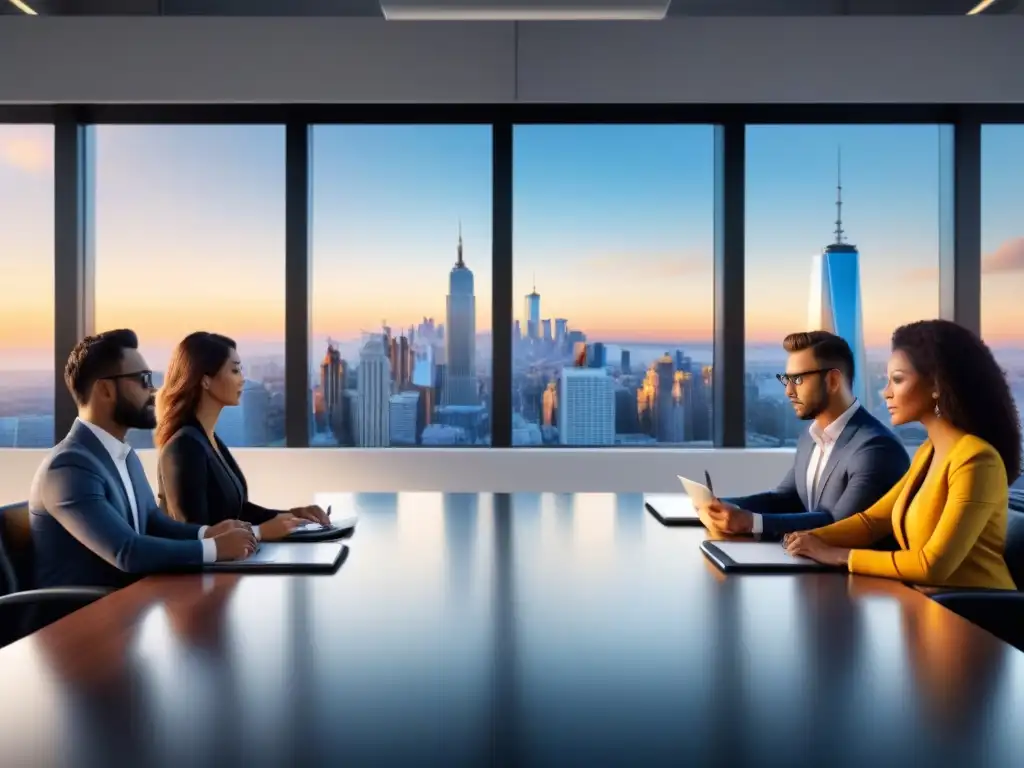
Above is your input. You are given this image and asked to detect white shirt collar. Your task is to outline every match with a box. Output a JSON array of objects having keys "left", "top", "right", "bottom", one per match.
[
  {"left": 808, "top": 399, "right": 860, "bottom": 447},
  {"left": 77, "top": 417, "right": 132, "bottom": 462}
]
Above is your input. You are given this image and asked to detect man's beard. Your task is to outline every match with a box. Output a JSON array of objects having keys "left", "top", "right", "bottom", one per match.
[
  {"left": 114, "top": 392, "right": 157, "bottom": 430},
  {"left": 796, "top": 383, "right": 828, "bottom": 421}
]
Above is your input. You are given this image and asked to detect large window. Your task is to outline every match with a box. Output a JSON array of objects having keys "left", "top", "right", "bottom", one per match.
[
  {"left": 0, "top": 114, "right": 1006, "bottom": 455},
  {"left": 981, "top": 125, "right": 1024, "bottom": 489},
  {"left": 310, "top": 125, "right": 493, "bottom": 447},
  {"left": 0, "top": 125, "right": 54, "bottom": 448},
  {"left": 512, "top": 125, "right": 715, "bottom": 447},
  {"left": 93, "top": 125, "right": 286, "bottom": 448},
  {"left": 745, "top": 125, "right": 942, "bottom": 449}
]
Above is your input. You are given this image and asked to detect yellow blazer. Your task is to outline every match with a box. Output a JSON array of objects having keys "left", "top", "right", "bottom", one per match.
[{"left": 811, "top": 434, "right": 1017, "bottom": 590}]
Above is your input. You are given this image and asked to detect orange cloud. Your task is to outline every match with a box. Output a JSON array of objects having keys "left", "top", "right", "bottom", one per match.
[
  {"left": 983, "top": 237, "right": 1024, "bottom": 274},
  {"left": 900, "top": 238, "right": 1024, "bottom": 282},
  {"left": 0, "top": 135, "right": 51, "bottom": 173}
]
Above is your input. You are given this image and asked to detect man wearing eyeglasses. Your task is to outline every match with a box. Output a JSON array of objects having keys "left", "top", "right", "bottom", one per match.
[
  {"left": 29, "top": 329, "right": 258, "bottom": 590},
  {"left": 702, "top": 330, "right": 909, "bottom": 537}
]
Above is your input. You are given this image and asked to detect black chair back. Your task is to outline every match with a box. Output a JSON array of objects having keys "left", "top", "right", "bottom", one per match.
[
  {"left": 0, "top": 501, "right": 116, "bottom": 650},
  {"left": 0, "top": 502, "right": 33, "bottom": 594},
  {"left": 1006, "top": 492, "right": 1024, "bottom": 589}
]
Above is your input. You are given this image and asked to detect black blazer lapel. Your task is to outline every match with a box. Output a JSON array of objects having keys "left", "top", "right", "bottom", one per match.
[
  {"left": 180, "top": 421, "right": 246, "bottom": 514},
  {"left": 214, "top": 437, "right": 249, "bottom": 500}
]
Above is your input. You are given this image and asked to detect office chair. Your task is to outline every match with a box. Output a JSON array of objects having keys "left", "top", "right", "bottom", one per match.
[
  {"left": 0, "top": 501, "right": 113, "bottom": 648},
  {"left": 927, "top": 492, "right": 1024, "bottom": 652}
]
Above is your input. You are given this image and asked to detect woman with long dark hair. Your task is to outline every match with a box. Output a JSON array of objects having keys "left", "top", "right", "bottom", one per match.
[
  {"left": 786, "top": 319, "right": 1020, "bottom": 589},
  {"left": 155, "top": 332, "right": 329, "bottom": 540}
]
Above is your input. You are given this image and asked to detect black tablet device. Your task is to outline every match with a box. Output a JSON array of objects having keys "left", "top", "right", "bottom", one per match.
[
  {"left": 700, "top": 540, "right": 842, "bottom": 573},
  {"left": 285, "top": 517, "right": 357, "bottom": 542},
  {"left": 202, "top": 541, "right": 349, "bottom": 573}
]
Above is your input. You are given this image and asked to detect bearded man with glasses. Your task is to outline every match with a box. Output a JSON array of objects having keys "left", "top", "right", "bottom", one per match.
[
  {"left": 701, "top": 330, "right": 909, "bottom": 538},
  {"left": 28, "top": 329, "right": 258, "bottom": 590}
]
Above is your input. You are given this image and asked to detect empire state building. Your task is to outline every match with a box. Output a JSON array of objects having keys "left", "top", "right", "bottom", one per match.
[{"left": 444, "top": 225, "right": 478, "bottom": 406}]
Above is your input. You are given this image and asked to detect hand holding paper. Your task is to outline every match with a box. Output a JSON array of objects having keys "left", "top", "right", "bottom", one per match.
[{"left": 677, "top": 475, "right": 715, "bottom": 507}]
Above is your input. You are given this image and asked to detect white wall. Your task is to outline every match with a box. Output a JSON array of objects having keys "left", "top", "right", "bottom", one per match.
[
  {"left": 0, "top": 448, "right": 795, "bottom": 507},
  {"left": 1, "top": 17, "right": 1023, "bottom": 104}
]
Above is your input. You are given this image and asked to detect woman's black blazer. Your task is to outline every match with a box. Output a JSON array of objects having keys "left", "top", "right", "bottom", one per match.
[{"left": 157, "top": 418, "right": 281, "bottom": 527}]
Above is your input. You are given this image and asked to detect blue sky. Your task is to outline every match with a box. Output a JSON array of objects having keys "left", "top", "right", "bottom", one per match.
[{"left": 1, "top": 122, "right": 1022, "bottom": 370}]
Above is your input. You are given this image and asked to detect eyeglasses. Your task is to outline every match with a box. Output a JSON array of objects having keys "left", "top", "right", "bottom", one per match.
[
  {"left": 102, "top": 370, "right": 154, "bottom": 389},
  {"left": 776, "top": 368, "right": 834, "bottom": 387}
]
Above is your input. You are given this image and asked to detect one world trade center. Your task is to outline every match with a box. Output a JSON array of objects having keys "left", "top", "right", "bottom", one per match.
[{"left": 808, "top": 150, "right": 868, "bottom": 407}]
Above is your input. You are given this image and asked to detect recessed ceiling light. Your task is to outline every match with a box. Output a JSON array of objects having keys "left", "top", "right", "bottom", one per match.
[
  {"left": 967, "top": 0, "right": 1002, "bottom": 13},
  {"left": 8, "top": 0, "right": 38, "bottom": 14},
  {"left": 379, "top": 1, "right": 669, "bottom": 21}
]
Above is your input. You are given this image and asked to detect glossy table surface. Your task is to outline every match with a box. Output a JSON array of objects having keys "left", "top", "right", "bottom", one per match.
[{"left": 1, "top": 493, "right": 1022, "bottom": 767}]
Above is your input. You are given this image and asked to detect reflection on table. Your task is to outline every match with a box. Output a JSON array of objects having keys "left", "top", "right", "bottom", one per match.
[{"left": 0, "top": 493, "right": 1020, "bottom": 767}]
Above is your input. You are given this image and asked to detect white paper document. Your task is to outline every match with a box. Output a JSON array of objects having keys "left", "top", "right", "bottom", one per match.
[
  {"left": 291, "top": 513, "right": 358, "bottom": 532},
  {"left": 677, "top": 475, "right": 714, "bottom": 507},
  {"left": 292, "top": 522, "right": 326, "bottom": 533},
  {"left": 643, "top": 494, "right": 698, "bottom": 520},
  {"left": 245, "top": 546, "right": 280, "bottom": 564}
]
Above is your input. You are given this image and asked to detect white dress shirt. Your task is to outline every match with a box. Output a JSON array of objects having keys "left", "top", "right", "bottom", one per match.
[
  {"left": 78, "top": 419, "right": 217, "bottom": 563},
  {"left": 750, "top": 400, "right": 861, "bottom": 534}
]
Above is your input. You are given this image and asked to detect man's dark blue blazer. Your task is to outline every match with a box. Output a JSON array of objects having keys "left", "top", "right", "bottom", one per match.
[
  {"left": 29, "top": 420, "right": 206, "bottom": 589},
  {"left": 726, "top": 406, "right": 910, "bottom": 536}
]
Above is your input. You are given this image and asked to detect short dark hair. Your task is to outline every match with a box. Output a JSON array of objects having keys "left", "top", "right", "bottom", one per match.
[
  {"left": 782, "top": 330, "right": 856, "bottom": 385},
  {"left": 64, "top": 329, "right": 140, "bottom": 406}
]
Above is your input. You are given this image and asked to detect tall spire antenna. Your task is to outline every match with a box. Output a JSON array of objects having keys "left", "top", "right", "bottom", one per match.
[
  {"left": 834, "top": 146, "right": 845, "bottom": 245},
  {"left": 532, "top": 272, "right": 536, "bottom": 293},
  {"left": 456, "top": 219, "right": 464, "bottom": 267}
]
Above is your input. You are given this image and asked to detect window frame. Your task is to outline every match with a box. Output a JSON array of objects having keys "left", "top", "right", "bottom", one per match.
[{"left": 0, "top": 103, "right": 1016, "bottom": 448}]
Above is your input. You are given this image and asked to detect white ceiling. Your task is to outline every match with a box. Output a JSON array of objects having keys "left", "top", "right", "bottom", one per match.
[{"left": 2, "top": 0, "right": 1019, "bottom": 15}]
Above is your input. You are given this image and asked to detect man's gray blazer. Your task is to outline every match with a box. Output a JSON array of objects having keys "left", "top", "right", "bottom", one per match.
[{"left": 726, "top": 407, "right": 910, "bottom": 536}]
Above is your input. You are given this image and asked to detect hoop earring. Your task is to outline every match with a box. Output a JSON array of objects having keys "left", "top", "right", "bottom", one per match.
[{"left": 934, "top": 402, "right": 940, "bottom": 418}]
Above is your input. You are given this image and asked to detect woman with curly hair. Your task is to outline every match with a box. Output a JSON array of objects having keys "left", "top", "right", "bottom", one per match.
[{"left": 784, "top": 319, "right": 1020, "bottom": 589}]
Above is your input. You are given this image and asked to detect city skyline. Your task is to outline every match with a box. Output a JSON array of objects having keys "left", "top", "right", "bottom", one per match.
[
  {"left": 3, "top": 123, "right": 1024, "bottom": 374},
  {"left": 1, "top": 121, "right": 1022, "bottom": 454}
]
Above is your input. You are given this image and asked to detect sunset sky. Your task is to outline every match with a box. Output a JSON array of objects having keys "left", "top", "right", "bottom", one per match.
[{"left": 1, "top": 122, "right": 1022, "bottom": 371}]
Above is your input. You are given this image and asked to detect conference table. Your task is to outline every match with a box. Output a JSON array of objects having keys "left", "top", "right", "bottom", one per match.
[{"left": 1, "top": 493, "right": 1022, "bottom": 767}]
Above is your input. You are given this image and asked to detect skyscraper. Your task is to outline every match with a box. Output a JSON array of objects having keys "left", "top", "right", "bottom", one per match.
[
  {"left": 320, "top": 341, "right": 347, "bottom": 440},
  {"left": 525, "top": 277, "right": 541, "bottom": 340},
  {"left": 358, "top": 334, "right": 392, "bottom": 447},
  {"left": 808, "top": 149, "right": 868, "bottom": 405},
  {"left": 444, "top": 225, "right": 478, "bottom": 406},
  {"left": 389, "top": 391, "right": 420, "bottom": 445},
  {"left": 559, "top": 368, "right": 615, "bottom": 445},
  {"left": 217, "top": 380, "right": 269, "bottom": 447},
  {"left": 389, "top": 334, "right": 412, "bottom": 390}
]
